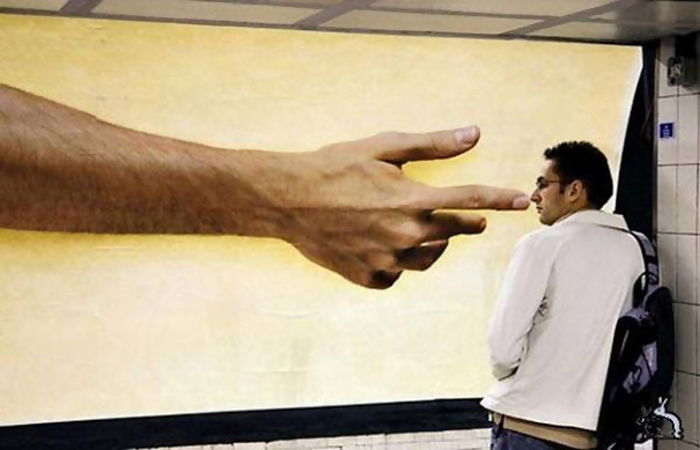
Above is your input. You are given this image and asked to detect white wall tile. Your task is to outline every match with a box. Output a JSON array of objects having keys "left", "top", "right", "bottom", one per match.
[
  {"left": 441, "top": 429, "right": 482, "bottom": 441},
  {"left": 659, "top": 166, "right": 678, "bottom": 232},
  {"left": 234, "top": 443, "right": 265, "bottom": 450},
  {"left": 698, "top": 307, "right": 700, "bottom": 373},
  {"left": 356, "top": 435, "right": 387, "bottom": 445},
  {"left": 386, "top": 433, "right": 417, "bottom": 443},
  {"left": 635, "top": 441, "right": 654, "bottom": 450},
  {"left": 678, "top": 235, "right": 697, "bottom": 303},
  {"left": 682, "top": 84, "right": 700, "bottom": 99},
  {"left": 413, "top": 431, "right": 444, "bottom": 442},
  {"left": 428, "top": 441, "right": 479, "bottom": 450},
  {"left": 657, "top": 438, "right": 677, "bottom": 450},
  {"left": 659, "top": 234, "right": 678, "bottom": 295},
  {"left": 677, "top": 440, "right": 699, "bottom": 450},
  {"left": 295, "top": 437, "right": 330, "bottom": 448},
  {"left": 695, "top": 238, "right": 700, "bottom": 307},
  {"left": 676, "top": 372, "right": 699, "bottom": 445},
  {"left": 671, "top": 371, "right": 680, "bottom": 427},
  {"left": 659, "top": 37, "right": 679, "bottom": 98},
  {"left": 676, "top": 303, "right": 698, "bottom": 374},
  {"left": 166, "top": 446, "right": 205, "bottom": 450},
  {"left": 678, "top": 166, "right": 698, "bottom": 233},
  {"left": 678, "top": 96, "right": 699, "bottom": 163},
  {"left": 681, "top": 81, "right": 700, "bottom": 98},
  {"left": 659, "top": 97, "right": 680, "bottom": 165},
  {"left": 325, "top": 435, "right": 363, "bottom": 446}
]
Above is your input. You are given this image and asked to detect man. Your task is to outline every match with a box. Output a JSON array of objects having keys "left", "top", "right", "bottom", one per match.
[
  {"left": 0, "top": 84, "right": 529, "bottom": 289},
  {"left": 481, "top": 142, "right": 645, "bottom": 449}
]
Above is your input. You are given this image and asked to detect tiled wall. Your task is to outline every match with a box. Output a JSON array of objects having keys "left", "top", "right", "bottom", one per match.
[
  {"left": 134, "top": 428, "right": 491, "bottom": 450},
  {"left": 656, "top": 37, "right": 700, "bottom": 450}
]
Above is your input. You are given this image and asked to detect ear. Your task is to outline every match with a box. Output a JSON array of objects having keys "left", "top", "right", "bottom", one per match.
[{"left": 565, "top": 180, "right": 587, "bottom": 204}]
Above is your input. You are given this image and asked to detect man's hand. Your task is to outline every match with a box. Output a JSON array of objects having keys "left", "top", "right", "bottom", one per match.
[
  {"left": 265, "top": 126, "right": 529, "bottom": 288},
  {"left": 0, "top": 84, "right": 528, "bottom": 289}
]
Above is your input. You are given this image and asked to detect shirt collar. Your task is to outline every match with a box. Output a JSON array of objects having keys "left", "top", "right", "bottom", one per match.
[{"left": 554, "top": 209, "right": 629, "bottom": 230}]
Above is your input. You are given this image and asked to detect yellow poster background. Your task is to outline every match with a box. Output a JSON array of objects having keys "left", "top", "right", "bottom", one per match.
[{"left": 0, "top": 14, "right": 640, "bottom": 424}]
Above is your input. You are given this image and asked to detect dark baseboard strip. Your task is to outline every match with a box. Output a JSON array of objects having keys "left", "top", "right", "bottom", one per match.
[{"left": 0, "top": 398, "right": 488, "bottom": 450}]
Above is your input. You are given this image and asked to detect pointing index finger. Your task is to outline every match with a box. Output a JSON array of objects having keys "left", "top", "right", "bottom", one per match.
[{"left": 420, "top": 185, "right": 531, "bottom": 210}]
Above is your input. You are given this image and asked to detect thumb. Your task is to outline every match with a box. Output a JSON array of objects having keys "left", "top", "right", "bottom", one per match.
[{"left": 370, "top": 125, "right": 480, "bottom": 164}]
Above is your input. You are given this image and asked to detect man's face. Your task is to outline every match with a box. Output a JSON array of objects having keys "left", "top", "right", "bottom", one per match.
[{"left": 531, "top": 160, "right": 570, "bottom": 225}]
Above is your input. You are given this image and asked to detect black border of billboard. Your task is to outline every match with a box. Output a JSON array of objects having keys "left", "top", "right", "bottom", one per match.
[
  {"left": 0, "top": 399, "right": 487, "bottom": 449},
  {"left": 615, "top": 42, "right": 656, "bottom": 236}
]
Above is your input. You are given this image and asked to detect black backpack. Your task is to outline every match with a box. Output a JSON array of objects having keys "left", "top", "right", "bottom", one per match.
[{"left": 596, "top": 230, "right": 683, "bottom": 449}]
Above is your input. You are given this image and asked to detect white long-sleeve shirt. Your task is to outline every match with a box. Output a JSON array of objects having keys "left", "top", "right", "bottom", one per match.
[{"left": 481, "top": 210, "right": 644, "bottom": 430}]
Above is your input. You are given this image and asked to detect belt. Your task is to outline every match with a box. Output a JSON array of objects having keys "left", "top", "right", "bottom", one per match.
[{"left": 492, "top": 413, "right": 597, "bottom": 449}]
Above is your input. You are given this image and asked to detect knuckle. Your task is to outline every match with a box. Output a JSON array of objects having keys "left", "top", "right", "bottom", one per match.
[
  {"left": 416, "top": 261, "right": 434, "bottom": 271},
  {"left": 365, "top": 251, "right": 397, "bottom": 270},
  {"left": 411, "top": 257, "right": 433, "bottom": 271},
  {"left": 476, "top": 216, "right": 487, "bottom": 231},
  {"left": 399, "top": 243, "right": 447, "bottom": 272},
  {"left": 368, "top": 270, "right": 402, "bottom": 289},
  {"left": 426, "top": 134, "right": 442, "bottom": 157},
  {"left": 392, "top": 225, "right": 424, "bottom": 248},
  {"left": 376, "top": 161, "right": 403, "bottom": 178},
  {"left": 400, "top": 188, "right": 432, "bottom": 210},
  {"left": 356, "top": 269, "right": 375, "bottom": 288},
  {"left": 465, "top": 191, "right": 483, "bottom": 208}
]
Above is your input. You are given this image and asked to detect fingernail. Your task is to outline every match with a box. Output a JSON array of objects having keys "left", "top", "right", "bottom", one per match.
[
  {"left": 455, "top": 126, "right": 480, "bottom": 144},
  {"left": 512, "top": 195, "right": 530, "bottom": 209}
]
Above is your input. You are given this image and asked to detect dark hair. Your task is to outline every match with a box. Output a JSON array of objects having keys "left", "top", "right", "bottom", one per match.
[{"left": 543, "top": 141, "right": 613, "bottom": 209}]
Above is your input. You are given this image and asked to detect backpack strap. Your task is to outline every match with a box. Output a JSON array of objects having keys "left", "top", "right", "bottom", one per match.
[
  {"left": 596, "top": 226, "right": 658, "bottom": 307},
  {"left": 627, "top": 231, "right": 659, "bottom": 308},
  {"left": 628, "top": 230, "right": 659, "bottom": 288}
]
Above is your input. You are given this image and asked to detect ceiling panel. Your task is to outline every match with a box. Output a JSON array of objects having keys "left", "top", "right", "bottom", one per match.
[
  {"left": 595, "top": 0, "right": 700, "bottom": 25},
  {"left": 95, "top": 0, "right": 320, "bottom": 24},
  {"left": 324, "top": 10, "right": 538, "bottom": 34},
  {"left": 0, "top": 0, "right": 67, "bottom": 11},
  {"left": 530, "top": 20, "right": 674, "bottom": 42},
  {"left": 265, "top": 0, "right": 343, "bottom": 5},
  {"left": 1, "top": 0, "right": 700, "bottom": 43},
  {"left": 372, "top": 0, "right": 613, "bottom": 17}
]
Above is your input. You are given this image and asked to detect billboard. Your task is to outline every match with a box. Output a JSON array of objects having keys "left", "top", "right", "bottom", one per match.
[{"left": 0, "top": 14, "right": 640, "bottom": 425}]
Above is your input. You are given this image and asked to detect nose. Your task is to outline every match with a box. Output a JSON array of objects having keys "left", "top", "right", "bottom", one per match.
[{"left": 530, "top": 189, "right": 540, "bottom": 203}]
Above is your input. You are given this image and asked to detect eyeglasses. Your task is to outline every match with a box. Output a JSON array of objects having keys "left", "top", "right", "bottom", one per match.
[{"left": 535, "top": 177, "right": 563, "bottom": 190}]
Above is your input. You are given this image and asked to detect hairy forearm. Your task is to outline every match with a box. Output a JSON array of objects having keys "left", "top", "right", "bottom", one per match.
[
  {"left": 0, "top": 83, "right": 529, "bottom": 288},
  {"left": 0, "top": 84, "right": 287, "bottom": 236}
]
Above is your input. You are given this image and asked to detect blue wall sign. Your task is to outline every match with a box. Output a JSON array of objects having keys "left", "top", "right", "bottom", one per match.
[{"left": 659, "top": 122, "right": 675, "bottom": 139}]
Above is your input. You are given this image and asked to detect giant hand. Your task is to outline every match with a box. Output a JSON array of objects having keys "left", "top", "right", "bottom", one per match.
[
  {"left": 0, "top": 84, "right": 527, "bottom": 288},
  {"left": 269, "top": 127, "right": 528, "bottom": 288}
]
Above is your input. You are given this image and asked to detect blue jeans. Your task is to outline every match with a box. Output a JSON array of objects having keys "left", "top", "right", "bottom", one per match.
[{"left": 491, "top": 426, "right": 572, "bottom": 450}]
